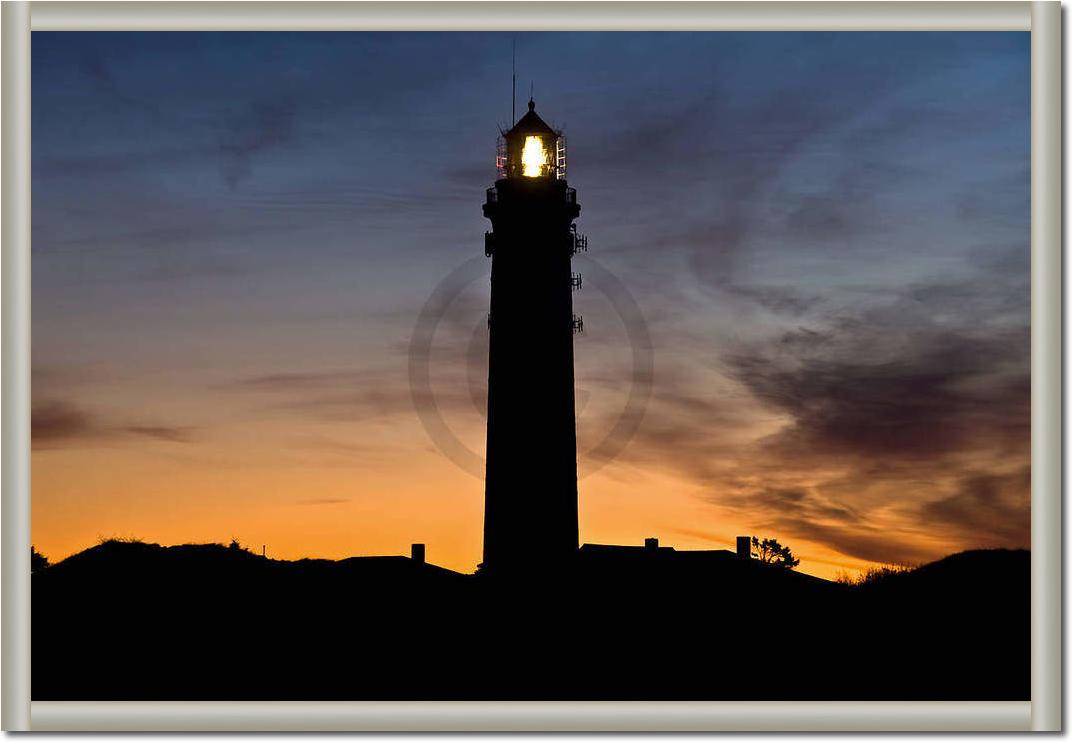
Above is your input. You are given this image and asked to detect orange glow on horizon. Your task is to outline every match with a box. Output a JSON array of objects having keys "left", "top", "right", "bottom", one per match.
[{"left": 33, "top": 433, "right": 934, "bottom": 582}]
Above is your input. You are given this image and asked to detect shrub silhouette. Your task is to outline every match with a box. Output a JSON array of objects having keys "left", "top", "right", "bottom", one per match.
[
  {"left": 837, "top": 563, "right": 913, "bottom": 586},
  {"left": 751, "top": 536, "right": 799, "bottom": 569},
  {"left": 31, "top": 546, "right": 50, "bottom": 573}
]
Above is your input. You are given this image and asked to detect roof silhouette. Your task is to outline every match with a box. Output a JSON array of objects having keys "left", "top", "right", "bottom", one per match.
[{"left": 505, "top": 99, "right": 558, "bottom": 140}]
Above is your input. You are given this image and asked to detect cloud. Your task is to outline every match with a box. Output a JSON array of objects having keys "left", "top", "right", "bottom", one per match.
[
  {"left": 230, "top": 367, "right": 476, "bottom": 424},
  {"left": 919, "top": 467, "right": 1030, "bottom": 546},
  {"left": 123, "top": 426, "right": 195, "bottom": 444},
  {"left": 32, "top": 401, "right": 96, "bottom": 443},
  {"left": 598, "top": 273, "right": 1030, "bottom": 564},
  {"left": 218, "top": 99, "right": 298, "bottom": 187},
  {"left": 727, "top": 296, "right": 1029, "bottom": 464},
  {"left": 231, "top": 369, "right": 380, "bottom": 392},
  {"left": 731, "top": 335, "right": 1027, "bottom": 462},
  {"left": 760, "top": 515, "right": 936, "bottom": 566},
  {"left": 32, "top": 400, "right": 196, "bottom": 449}
]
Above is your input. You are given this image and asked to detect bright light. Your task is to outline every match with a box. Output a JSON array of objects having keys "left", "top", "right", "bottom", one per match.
[{"left": 521, "top": 136, "right": 546, "bottom": 177}]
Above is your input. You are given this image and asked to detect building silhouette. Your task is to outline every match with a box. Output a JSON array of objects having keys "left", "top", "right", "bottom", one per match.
[{"left": 480, "top": 100, "right": 584, "bottom": 574}]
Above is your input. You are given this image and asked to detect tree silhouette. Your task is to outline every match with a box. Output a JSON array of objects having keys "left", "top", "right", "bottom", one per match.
[
  {"left": 751, "top": 536, "right": 799, "bottom": 570},
  {"left": 31, "top": 546, "right": 50, "bottom": 573}
]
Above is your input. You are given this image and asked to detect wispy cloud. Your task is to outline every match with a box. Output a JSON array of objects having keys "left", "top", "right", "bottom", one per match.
[{"left": 32, "top": 400, "right": 197, "bottom": 449}]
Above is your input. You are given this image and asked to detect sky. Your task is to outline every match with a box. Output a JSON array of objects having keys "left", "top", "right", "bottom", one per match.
[{"left": 31, "top": 32, "right": 1030, "bottom": 579}]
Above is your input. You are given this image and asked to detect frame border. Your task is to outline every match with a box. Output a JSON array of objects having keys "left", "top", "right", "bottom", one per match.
[
  {"left": 1029, "top": 0, "right": 1062, "bottom": 732},
  {"left": 29, "top": 1, "right": 1031, "bottom": 31},
  {"left": 28, "top": 701, "right": 1031, "bottom": 732},
  {"left": 2, "top": 0, "right": 32, "bottom": 733},
  {"left": 4, "top": 0, "right": 1060, "bottom": 732}
]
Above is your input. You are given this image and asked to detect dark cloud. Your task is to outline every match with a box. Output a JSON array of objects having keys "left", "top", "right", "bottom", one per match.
[
  {"left": 231, "top": 369, "right": 379, "bottom": 392},
  {"left": 219, "top": 99, "right": 298, "bottom": 187},
  {"left": 32, "top": 401, "right": 96, "bottom": 443},
  {"left": 729, "top": 308, "right": 1029, "bottom": 463},
  {"left": 32, "top": 400, "right": 196, "bottom": 449},
  {"left": 750, "top": 486, "right": 860, "bottom": 524},
  {"left": 761, "top": 516, "right": 936, "bottom": 566},
  {"left": 920, "top": 467, "right": 1030, "bottom": 547},
  {"left": 123, "top": 426, "right": 195, "bottom": 444}
]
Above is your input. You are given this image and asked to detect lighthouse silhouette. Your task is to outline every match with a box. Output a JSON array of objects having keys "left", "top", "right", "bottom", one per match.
[{"left": 480, "top": 99, "right": 585, "bottom": 575}]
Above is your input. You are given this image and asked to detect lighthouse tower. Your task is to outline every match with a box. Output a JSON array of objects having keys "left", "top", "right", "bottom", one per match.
[{"left": 481, "top": 99, "right": 585, "bottom": 574}]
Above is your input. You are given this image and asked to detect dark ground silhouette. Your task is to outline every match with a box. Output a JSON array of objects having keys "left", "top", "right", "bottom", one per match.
[{"left": 32, "top": 541, "right": 1028, "bottom": 700}]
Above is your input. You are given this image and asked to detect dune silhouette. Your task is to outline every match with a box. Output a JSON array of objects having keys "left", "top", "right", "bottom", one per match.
[{"left": 32, "top": 540, "right": 1027, "bottom": 700}]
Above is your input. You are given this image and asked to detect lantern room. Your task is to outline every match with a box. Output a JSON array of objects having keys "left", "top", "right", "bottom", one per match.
[{"left": 496, "top": 99, "right": 566, "bottom": 180}]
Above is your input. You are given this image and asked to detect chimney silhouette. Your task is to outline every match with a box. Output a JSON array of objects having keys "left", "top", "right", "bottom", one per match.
[
  {"left": 644, "top": 537, "right": 659, "bottom": 551},
  {"left": 411, "top": 543, "right": 425, "bottom": 564},
  {"left": 737, "top": 536, "right": 752, "bottom": 559},
  {"left": 481, "top": 99, "right": 582, "bottom": 574}
]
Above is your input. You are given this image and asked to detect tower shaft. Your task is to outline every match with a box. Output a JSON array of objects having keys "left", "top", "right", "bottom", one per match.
[{"left": 482, "top": 177, "right": 580, "bottom": 573}]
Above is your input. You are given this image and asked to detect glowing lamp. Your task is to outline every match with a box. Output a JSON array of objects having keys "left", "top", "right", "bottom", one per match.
[{"left": 521, "top": 136, "right": 548, "bottom": 177}]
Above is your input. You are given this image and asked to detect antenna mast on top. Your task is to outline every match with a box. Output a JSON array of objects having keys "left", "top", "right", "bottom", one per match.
[{"left": 511, "top": 37, "right": 516, "bottom": 123}]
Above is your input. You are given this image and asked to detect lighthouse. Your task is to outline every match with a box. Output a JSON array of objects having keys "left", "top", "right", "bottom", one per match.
[{"left": 481, "top": 99, "right": 585, "bottom": 574}]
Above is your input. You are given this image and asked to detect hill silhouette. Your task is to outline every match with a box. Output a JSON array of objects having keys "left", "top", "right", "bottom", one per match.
[{"left": 32, "top": 541, "right": 1027, "bottom": 700}]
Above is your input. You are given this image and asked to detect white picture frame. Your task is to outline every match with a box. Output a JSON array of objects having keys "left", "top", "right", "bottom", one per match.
[{"left": 2, "top": 1, "right": 1060, "bottom": 731}]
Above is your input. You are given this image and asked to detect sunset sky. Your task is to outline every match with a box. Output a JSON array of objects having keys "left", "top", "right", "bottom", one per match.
[{"left": 32, "top": 32, "right": 1030, "bottom": 579}]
